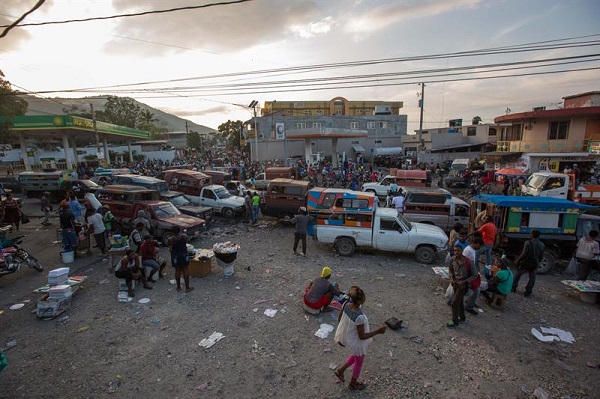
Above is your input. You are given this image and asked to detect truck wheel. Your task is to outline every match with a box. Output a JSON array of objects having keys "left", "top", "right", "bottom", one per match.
[
  {"left": 335, "top": 238, "right": 355, "bottom": 256},
  {"left": 415, "top": 246, "right": 436, "bottom": 264},
  {"left": 222, "top": 208, "right": 235, "bottom": 218},
  {"left": 537, "top": 250, "right": 557, "bottom": 274},
  {"left": 162, "top": 231, "right": 174, "bottom": 246}
]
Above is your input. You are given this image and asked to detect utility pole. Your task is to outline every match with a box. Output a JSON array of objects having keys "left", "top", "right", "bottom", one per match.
[
  {"left": 417, "top": 83, "right": 425, "bottom": 163},
  {"left": 90, "top": 103, "right": 102, "bottom": 166},
  {"left": 249, "top": 100, "right": 259, "bottom": 162}
]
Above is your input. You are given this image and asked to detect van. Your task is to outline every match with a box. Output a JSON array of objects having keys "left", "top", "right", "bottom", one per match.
[
  {"left": 110, "top": 174, "right": 169, "bottom": 193},
  {"left": 306, "top": 188, "right": 375, "bottom": 230},
  {"left": 261, "top": 179, "right": 310, "bottom": 219},
  {"left": 450, "top": 159, "right": 470, "bottom": 172},
  {"left": 202, "top": 170, "right": 232, "bottom": 185},
  {"left": 400, "top": 187, "right": 469, "bottom": 232}
]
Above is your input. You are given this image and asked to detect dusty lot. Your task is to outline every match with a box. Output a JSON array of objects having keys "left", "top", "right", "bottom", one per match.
[{"left": 0, "top": 202, "right": 599, "bottom": 399}]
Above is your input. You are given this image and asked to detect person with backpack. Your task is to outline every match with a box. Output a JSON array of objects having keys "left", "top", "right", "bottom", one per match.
[
  {"left": 447, "top": 243, "right": 478, "bottom": 328},
  {"left": 512, "top": 230, "right": 545, "bottom": 297}
]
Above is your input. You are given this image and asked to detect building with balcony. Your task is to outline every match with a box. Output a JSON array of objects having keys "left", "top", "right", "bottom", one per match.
[
  {"left": 243, "top": 97, "right": 407, "bottom": 164},
  {"left": 488, "top": 91, "right": 600, "bottom": 173},
  {"left": 406, "top": 122, "right": 500, "bottom": 164}
]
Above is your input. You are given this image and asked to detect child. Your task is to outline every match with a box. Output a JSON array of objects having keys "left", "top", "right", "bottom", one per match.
[{"left": 333, "top": 286, "right": 386, "bottom": 390}]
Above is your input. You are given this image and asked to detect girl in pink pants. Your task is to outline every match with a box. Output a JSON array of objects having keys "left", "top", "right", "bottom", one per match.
[{"left": 333, "top": 286, "right": 386, "bottom": 390}]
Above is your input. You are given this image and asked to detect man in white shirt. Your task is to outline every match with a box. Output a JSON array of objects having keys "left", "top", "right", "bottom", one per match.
[
  {"left": 575, "top": 229, "right": 600, "bottom": 281},
  {"left": 462, "top": 237, "right": 483, "bottom": 314},
  {"left": 391, "top": 194, "right": 405, "bottom": 214}
]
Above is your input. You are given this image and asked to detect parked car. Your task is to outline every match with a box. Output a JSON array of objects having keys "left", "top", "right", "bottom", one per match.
[
  {"left": 159, "top": 191, "right": 213, "bottom": 223},
  {"left": 197, "top": 185, "right": 245, "bottom": 218},
  {"left": 110, "top": 174, "right": 169, "bottom": 193}
]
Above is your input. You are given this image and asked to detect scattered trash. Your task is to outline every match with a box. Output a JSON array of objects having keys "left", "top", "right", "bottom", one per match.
[
  {"left": 376, "top": 276, "right": 384, "bottom": 281},
  {"left": 252, "top": 299, "right": 272, "bottom": 306},
  {"left": 395, "top": 273, "right": 407, "bottom": 278},
  {"left": 533, "top": 387, "right": 550, "bottom": 399},
  {"left": 199, "top": 332, "right": 225, "bottom": 349},
  {"left": 586, "top": 362, "right": 598, "bottom": 368},
  {"left": 411, "top": 336, "right": 423, "bottom": 344},
  {"left": 5, "top": 340, "right": 17, "bottom": 349},
  {"left": 521, "top": 386, "right": 531, "bottom": 394},
  {"left": 252, "top": 308, "right": 259, "bottom": 313},
  {"left": 235, "top": 286, "right": 240, "bottom": 290},
  {"left": 196, "top": 383, "right": 209, "bottom": 392},
  {"left": 0, "top": 310, "right": 4, "bottom": 316},
  {"left": 328, "top": 362, "right": 337, "bottom": 370},
  {"left": 99, "top": 279, "right": 109, "bottom": 285},
  {"left": 9, "top": 303, "right": 25, "bottom": 311},
  {"left": 150, "top": 318, "right": 160, "bottom": 325},
  {"left": 59, "top": 316, "right": 70, "bottom": 322},
  {"left": 169, "top": 279, "right": 176, "bottom": 285},
  {"left": 264, "top": 309, "right": 278, "bottom": 318},
  {"left": 76, "top": 326, "right": 89, "bottom": 333},
  {"left": 323, "top": 347, "right": 332, "bottom": 353},
  {"left": 385, "top": 317, "right": 403, "bottom": 330},
  {"left": 315, "top": 323, "right": 334, "bottom": 339},
  {"left": 531, "top": 328, "right": 559, "bottom": 343},
  {"left": 540, "top": 327, "right": 575, "bottom": 343},
  {"left": 138, "top": 298, "right": 151, "bottom": 304},
  {"left": 553, "top": 359, "right": 575, "bottom": 372},
  {"left": 23, "top": 299, "right": 31, "bottom": 303}
]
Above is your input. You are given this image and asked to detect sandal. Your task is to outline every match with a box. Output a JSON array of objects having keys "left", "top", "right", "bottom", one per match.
[
  {"left": 349, "top": 381, "right": 367, "bottom": 390},
  {"left": 447, "top": 320, "right": 459, "bottom": 328},
  {"left": 334, "top": 369, "right": 345, "bottom": 383}
]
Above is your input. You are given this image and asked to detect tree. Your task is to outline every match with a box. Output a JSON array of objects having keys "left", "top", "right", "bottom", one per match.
[
  {"left": 217, "top": 120, "right": 243, "bottom": 149},
  {"left": 187, "top": 131, "right": 200, "bottom": 151},
  {"left": 0, "top": 70, "right": 28, "bottom": 142},
  {"left": 102, "top": 96, "right": 141, "bottom": 128},
  {"left": 472, "top": 116, "right": 482, "bottom": 125}
]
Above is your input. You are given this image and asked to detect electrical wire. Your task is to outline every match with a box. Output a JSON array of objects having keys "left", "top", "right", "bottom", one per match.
[
  {"left": 0, "top": 0, "right": 45, "bottom": 38},
  {"left": 0, "top": 0, "right": 251, "bottom": 28}
]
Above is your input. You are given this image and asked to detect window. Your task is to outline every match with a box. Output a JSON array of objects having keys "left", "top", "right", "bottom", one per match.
[
  {"left": 421, "top": 130, "right": 429, "bottom": 135},
  {"left": 350, "top": 122, "right": 359, "bottom": 130},
  {"left": 321, "top": 194, "right": 336, "bottom": 208},
  {"left": 202, "top": 190, "right": 216, "bottom": 199},
  {"left": 367, "top": 122, "right": 376, "bottom": 129},
  {"left": 296, "top": 123, "right": 307, "bottom": 129},
  {"left": 316, "top": 110, "right": 324, "bottom": 116},
  {"left": 467, "top": 127, "right": 476, "bottom": 136},
  {"left": 304, "top": 110, "right": 310, "bottom": 116},
  {"left": 312, "top": 122, "right": 322, "bottom": 129},
  {"left": 284, "top": 186, "right": 304, "bottom": 196},
  {"left": 380, "top": 218, "right": 400, "bottom": 231},
  {"left": 548, "top": 121, "right": 569, "bottom": 140},
  {"left": 488, "top": 127, "right": 497, "bottom": 136}
]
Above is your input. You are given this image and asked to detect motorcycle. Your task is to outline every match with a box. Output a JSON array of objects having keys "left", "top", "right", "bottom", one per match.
[{"left": 0, "top": 235, "right": 43, "bottom": 278}]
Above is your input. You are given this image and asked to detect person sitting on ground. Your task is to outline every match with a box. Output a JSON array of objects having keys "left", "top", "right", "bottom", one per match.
[
  {"left": 302, "top": 266, "right": 341, "bottom": 314},
  {"left": 481, "top": 257, "right": 513, "bottom": 305},
  {"left": 140, "top": 234, "right": 167, "bottom": 282},
  {"left": 114, "top": 249, "right": 153, "bottom": 297}
]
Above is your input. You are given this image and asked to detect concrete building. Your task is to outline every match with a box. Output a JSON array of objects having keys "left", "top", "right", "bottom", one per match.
[
  {"left": 486, "top": 91, "right": 600, "bottom": 172},
  {"left": 243, "top": 97, "right": 407, "bottom": 164},
  {"left": 407, "top": 123, "right": 500, "bottom": 164}
]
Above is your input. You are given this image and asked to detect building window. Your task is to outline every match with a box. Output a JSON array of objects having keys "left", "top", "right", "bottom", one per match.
[
  {"left": 313, "top": 122, "right": 322, "bottom": 128},
  {"left": 467, "top": 126, "right": 477, "bottom": 136},
  {"left": 421, "top": 130, "right": 429, "bottom": 135},
  {"left": 316, "top": 110, "right": 323, "bottom": 116},
  {"left": 489, "top": 127, "right": 497, "bottom": 136},
  {"left": 350, "top": 122, "right": 359, "bottom": 130},
  {"left": 375, "top": 140, "right": 382, "bottom": 144},
  {"left": 304, "top": 110, "right": 311, "bottom": 116},
  {"left": 367, "top": 121, "right": 387, "bottom": 129},
  {"left": 548, "top": 121, "right": 569, "bottom": 140},
  {"left": 296, "top": 123, "right": 307, "bottom": 129},
  {"left": 367, "top": 122, "right": 376, "bottom": 129}
]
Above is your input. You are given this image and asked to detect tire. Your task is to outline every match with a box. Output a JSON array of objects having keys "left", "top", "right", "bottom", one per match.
[
  {"left": 537, "top": 250, "right": 557, "bottom": 274},
  {"left": 415, "top": 246, "right": 436, "bottom": 264},
  {"left": 162, "top": 231, "right": 174, "bottom": 246},
  {"left": 222, "top": 208, "right": 235, "bottom": 218},
  {"left": 26, "top": 257, "right": 44, "bottom": 272},
  {"left": 335, "top": 237, "right": 356, "bottom": 256}
]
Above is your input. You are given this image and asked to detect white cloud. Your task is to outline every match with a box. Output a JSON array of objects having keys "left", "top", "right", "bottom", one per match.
[{"left": 290, "top": 16, "right": 335, "bottom": 39}]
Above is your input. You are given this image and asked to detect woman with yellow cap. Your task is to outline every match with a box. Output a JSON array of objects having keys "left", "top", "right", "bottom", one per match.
[{"left": 302, "top": 266, "right": 341, "bottom": 314}]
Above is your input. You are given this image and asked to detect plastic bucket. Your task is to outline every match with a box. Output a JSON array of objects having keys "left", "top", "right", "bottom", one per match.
[
  {"left": 61, "top": 251, "right": 74, "bottom": 264},
  {"left": 216, "top": 258, "right": 234, "bottom": 277}
]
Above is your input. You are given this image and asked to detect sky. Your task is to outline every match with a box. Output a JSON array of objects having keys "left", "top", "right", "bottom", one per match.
[{"left": 1, "top": 0, "right": 599, "bottom": 133}]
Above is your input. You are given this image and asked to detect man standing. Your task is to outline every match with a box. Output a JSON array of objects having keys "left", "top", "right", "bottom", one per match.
[
  {"left": 59, "top": 200, "right": 77, "bottom": 252},
  {"left": 447, "top": 244, "right": 477, "bottom": 328},
  {"left": 251, "top": 192, "right": 261, "bottom": 224},
  {"left": 391, "top": 192, "right": 405, "bottom": 214},
  {"left": 40, "top": 191, "right": 52, "bottom": 226},
  {"left": 462, "top": 237, "right": 483, "bottom": 314},
  {"left": 574, "top": 229, "right": 599, "bottom": 281},
  {"left": 290, "top": 206, "right": 315, "bottom": 257},
  {"left": 512, "top": 230, "right": 545, "bottom": 297},
  {"left": 477, "top": 216, "right": 497, "bottom": 267},
  {"left": 244, "top": 190, "right": 253, "bottom": 224}
]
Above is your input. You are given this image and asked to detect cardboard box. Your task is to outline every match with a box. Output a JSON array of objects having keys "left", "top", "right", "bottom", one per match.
[{"left": 189, "top": 257, "right": 215, "bottom": 278}]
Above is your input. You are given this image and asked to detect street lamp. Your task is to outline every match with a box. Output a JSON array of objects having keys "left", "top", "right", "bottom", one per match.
[{"left": 248, "top": 100, "right": 259, "bottom": 162}]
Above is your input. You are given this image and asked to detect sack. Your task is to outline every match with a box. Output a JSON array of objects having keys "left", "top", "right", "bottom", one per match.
[
  {"left": 20, "top": 213, "right": 30, "bottom": 224},
  {"left": 565, "top": 257, "right": 578, "bottom": 275},
  {"left": 445, "top": 284, "right": 454, "bottom": 301}
]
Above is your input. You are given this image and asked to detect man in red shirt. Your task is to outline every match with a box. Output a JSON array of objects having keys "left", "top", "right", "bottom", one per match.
[
  {"left": 140, "top": 235, "right": 167, "bottom": 282},
  {"left": 477, "top": 216, "right": 497, "bottom": 267}
]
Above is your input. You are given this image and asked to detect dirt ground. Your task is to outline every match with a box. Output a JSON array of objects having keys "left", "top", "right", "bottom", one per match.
[{"left": 1, "top": 199, "right": 599, "bottom": 399}]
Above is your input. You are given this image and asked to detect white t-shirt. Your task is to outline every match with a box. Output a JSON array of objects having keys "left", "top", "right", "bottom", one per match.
[
  {"left": 576, "top": 237, "right": 600, "bottom": 260},
  {"left": 463, "top": 245, "right": 477, "bottom": 264},
  {"left": 392, "top": 195, "right": 405, "bottom": 210},
  {"left": 87, "top": 213, "right": 106, "bottom": 234}
]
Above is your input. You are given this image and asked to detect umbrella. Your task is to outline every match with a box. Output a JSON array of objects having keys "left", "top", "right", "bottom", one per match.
[{"left": 494, "top": 168, "right": 529, "bottom": 177}]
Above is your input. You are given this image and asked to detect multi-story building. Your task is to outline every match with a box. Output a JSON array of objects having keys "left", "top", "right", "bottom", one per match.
[
  {"left": 407, "top": 122, "right": 500, "bottom": 164},
  {"left": 487, "top": 91, "right": 600, "bottom": 172},
  {"left": 244, "top": 97, "right": 407, "bottom": 164}
]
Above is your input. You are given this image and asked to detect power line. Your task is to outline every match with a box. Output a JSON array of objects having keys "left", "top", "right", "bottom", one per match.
[
  {"left": 0, "top": 0, "right": 251, "bottom": 28},
  {"left": 0, "top": 0, "right": 45, "bottom": 38}
]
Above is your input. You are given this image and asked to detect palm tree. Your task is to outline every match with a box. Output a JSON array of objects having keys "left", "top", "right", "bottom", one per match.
[{"left": 472, "top": 116, "right": 482, "bottom": 125}]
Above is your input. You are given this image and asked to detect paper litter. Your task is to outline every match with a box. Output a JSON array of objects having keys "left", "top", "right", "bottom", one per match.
[
  {"left": 315, "top": 323, "right": 335, "bottom": 339},
  {"left": 9, "top": 303, "right": 25, "bottom": 310},
  {"left": 531, "top": 328, "right": 559, "bottom": 343},
  {"left": 199, "top": 332, "right": 225, "bottom": 349},
  {"left": 264, "top": 308, "right": 278, "bottom": 318},
  {"left": 540, "top": 326, "right": 576, "bottom": 344}
]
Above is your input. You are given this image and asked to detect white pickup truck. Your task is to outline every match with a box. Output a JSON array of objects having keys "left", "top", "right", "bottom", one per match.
[
  {"left": 196, "top": 184, "right": 245, "bottom": 218},
  {"left": 312, "top": 208, "right": 448, "bottom": 264},
  {"left": 361, "top": 175, "right": 396, "bottom": 198}
]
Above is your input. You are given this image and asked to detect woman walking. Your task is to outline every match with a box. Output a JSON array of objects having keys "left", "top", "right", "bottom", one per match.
[
  {"left": 2, "top": 191, "right": 21, "bottom": 231},
  {"left": 168, "top": 226, "right": 194, "bottom": 293},
  {"left": 333, "top": 286, "right": 386, "bottom": 390}
]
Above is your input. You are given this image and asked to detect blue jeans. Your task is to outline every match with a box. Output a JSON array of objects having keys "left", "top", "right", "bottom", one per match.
[
  {"left": 482, "top": 244, "right": 493, "bottom": 266},
  {"left": 512, "top": 267, "right": 537, "bottom": 295},
  {"left": 62, "top": 229, "right": 77, "bottom": 252},
  {"left": 252, "top": 205, "right": 260, "bottom": 223}
]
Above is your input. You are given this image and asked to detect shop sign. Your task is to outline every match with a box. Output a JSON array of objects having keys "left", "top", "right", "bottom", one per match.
[{"left": 588, "top": 141, "right": 600, "bottom": 154}]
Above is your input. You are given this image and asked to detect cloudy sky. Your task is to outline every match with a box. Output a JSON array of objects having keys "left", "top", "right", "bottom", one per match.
[{"left": 1, "top": 0, "right": 599, "bottom": 132}]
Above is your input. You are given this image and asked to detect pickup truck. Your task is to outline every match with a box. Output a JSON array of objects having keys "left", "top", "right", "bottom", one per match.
[
  {"left": 399, "top": 187, "right": 469, "bottom": 232},
  {"left": 107, "top": 200, "right": 206, "bottom": 245},
  {"left": 159, "top": 191, "right": 214, "bottom": 223},
  {"left": 522, "top": 172, "right": 600, "bottom": 205},
  {"left": 312, "top": 208, "right": 448, "bottom": 264},
  {"left": 196, "top": 184, "right": 245, "bottom": 218},
  {"left": 246, "top": 173, "right": 270, "bottom": 190}
]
